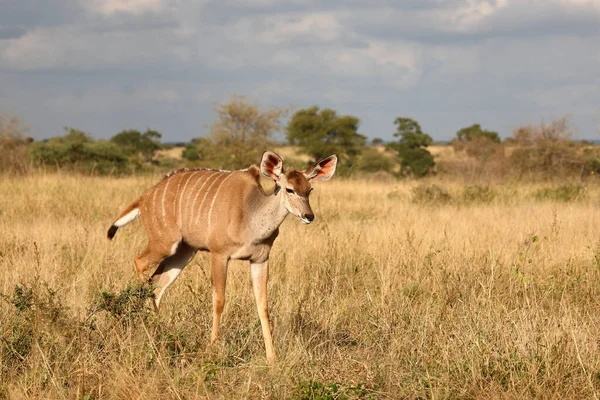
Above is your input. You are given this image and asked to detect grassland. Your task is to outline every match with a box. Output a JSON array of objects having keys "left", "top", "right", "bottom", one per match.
[{"left": 1, "top": 172, "right": 600, "bottom": 399}]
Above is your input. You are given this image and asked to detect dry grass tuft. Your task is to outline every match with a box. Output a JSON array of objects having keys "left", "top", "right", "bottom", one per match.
[{"left": 1, "top": 173, "right": 600, "bottom": 398}]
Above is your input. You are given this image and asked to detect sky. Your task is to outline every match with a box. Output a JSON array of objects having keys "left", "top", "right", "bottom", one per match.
[{"left": 1, "top": 0, "right": 599, "bottom": 143}]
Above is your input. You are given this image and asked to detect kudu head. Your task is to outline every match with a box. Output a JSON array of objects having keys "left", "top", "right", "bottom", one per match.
[{"left": 260, "top": 151, "right": 337, "bottom": 224}]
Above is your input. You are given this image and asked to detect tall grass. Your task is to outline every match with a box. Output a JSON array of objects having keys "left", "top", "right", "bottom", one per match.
[{"left": 1, "top": 173, "right": 600, "bottom": 398}]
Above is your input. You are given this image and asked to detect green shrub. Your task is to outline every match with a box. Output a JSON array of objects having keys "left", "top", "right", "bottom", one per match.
[
  {"left": 29, "top": 131, "right": 131, "bottom": 175},
  {"left": 355, "top": 147, "right": 395, "bottom": 173},
  {"left": 294, "top": 380, "right": 377, "bottom": 400},
  {"left": 91, "top": 283, "right": 155, "bottom": 320},
  {"left": 1, "top": 283, "right": 71, "bottom": 371}
]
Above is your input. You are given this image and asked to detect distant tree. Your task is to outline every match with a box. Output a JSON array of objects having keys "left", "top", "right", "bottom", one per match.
[
  {"left": 387, "top": 117, "right": 434, "bottom": 177},
  {"left": 455, "top": 124, "right": 500, "bottom": 144},
  {"left": 60, "top": 127, "right": 92, "bottom": 145},
  {"left": 453, "top": 124, "right": 502, "bottom": 161},
  {"left": 181, "top": 144, "right": 200, "bottom": 161},
  {"left": 355, "top": 147, "right": 395, "bottom": 173},
  {"left": 371, "top": 137, "right": 384, "bottom": 146},
  {"left": 111, "top": 129, "right": 162, "bottom": 162},
  {"left": 286, "top": 106, "right": 366, "bottom": 167},
  {"left": 111, "top": 130, "right": 140, "bottom": 152},
  {"left": 185, "top": 96, "right": 287, "bottom": 170},
  {"left": 30, "top": 127, "right": 129, "bottom": 174}
]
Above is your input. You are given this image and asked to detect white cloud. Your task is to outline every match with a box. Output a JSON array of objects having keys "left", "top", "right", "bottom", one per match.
[
  {"left": 257, "top": 12, "right": 343, "bottom": 44},
  {"left": 447, "top": 0, "right": 509, "bottom": 32},
  {"left": 2, "top": 0, "right": 600, "bottom": 141}
]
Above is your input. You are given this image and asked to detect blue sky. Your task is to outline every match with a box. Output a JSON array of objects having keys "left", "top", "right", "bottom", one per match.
[{"left": 1, "top": 0, "right": 599, "bottom": 143}]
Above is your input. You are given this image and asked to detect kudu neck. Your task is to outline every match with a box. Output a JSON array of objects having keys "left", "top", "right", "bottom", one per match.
[{"left": 250, "top": 187, "right": 289, "bottom": 240}]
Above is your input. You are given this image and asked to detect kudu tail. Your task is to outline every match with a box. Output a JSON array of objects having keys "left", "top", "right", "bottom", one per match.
[{"left": 107, "top": 198, "right": 142, "bottom": 240}]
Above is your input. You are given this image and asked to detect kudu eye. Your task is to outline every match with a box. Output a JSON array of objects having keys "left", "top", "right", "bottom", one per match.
[{"left": 286, "top": 188, "right": 295, "bottom": 194}]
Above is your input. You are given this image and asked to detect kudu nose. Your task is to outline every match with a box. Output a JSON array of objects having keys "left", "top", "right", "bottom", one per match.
[{"left": 305, "top": 214, "right": 315, "bottom": 222}]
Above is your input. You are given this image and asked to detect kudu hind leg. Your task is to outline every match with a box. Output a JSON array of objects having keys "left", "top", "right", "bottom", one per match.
[
  {"left": 134, "top": 247, "right": 157, "bottom": 282},
  {"left": 210, "top": 254, "right": 229, "bottom": 343},
  {"left": 134, "top": 241, "right": 179, "bottom": 282},
  {"left": 151, "top": 242, "right": 196, "bottom": 311}
]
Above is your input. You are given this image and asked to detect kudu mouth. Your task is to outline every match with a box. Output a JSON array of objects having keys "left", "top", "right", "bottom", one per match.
[{"left": 300, "top": 213, "right": 314, "bottom": 225}]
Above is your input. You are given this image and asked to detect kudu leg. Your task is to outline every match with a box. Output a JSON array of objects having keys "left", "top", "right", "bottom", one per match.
[
  {"left": 151, "top": 242, "right": 196, "bottom": 311},
  {"left": 210, "top": 254, "right": 229, "bottom": 343},
  {"left": 134, "top": 246, "right": 168, "bottom": 283},
  {"left": 251, "top": 261, "right": 275, "bottom": 362}
]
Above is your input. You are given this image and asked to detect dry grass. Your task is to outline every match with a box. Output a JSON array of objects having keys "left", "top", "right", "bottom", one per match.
[{"left": 1, "top": 172, "right": 600, "bottom": 399}]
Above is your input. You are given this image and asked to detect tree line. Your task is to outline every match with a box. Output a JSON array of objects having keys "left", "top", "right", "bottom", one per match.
[{"left": 2, "top": 96, "right": 600, "bottom": 180}]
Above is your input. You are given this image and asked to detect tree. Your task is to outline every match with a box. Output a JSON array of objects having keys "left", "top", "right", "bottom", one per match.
[
  {"left": 387, "top": 117, "right": 434, "bottom": 177},
  {"left": 453, "top": 123, "right": 502, "bottom": 161},
  {"left": 371, "top": 137, "right": 384, "bottom": 146},
  {"left": 186, "top": 95, "right": 287, "bottom": 170},
  {"left": 111, "top": 129, "right": 162, "bottom": 162},
  {"left": 30, "top": 127, "right": 129, "bottom": 174},
  {"left": 455, "top": 124, "right": 500, "bottom": 144},
  {"left": 286, "top": 106, "right": 366, "bottom": 166},
  {"left": 355, "top": 147, "right": 395, "bottom": 173}
]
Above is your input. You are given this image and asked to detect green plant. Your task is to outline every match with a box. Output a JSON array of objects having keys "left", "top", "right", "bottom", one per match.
[
  {"left": 91, "top": 283, "right": 155, "bottom": 320},
  {"left": 294, "top": 380, "right": 377, "bottom": 400},
  {"left": 387, "top": 117, "right": 435, "bottom": 178},
  {"left": 287, "top": 106, "right": 366, "bottom": 167}
]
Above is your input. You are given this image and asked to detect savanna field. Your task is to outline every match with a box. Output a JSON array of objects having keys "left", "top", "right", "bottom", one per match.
[{"left": 1, "top": 171, "right": 600, "bottom": 399}]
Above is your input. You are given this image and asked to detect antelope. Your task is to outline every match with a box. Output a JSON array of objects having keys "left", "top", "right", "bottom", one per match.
[{"left": 107, "top": 151, "right": 337, "bottom": 362}]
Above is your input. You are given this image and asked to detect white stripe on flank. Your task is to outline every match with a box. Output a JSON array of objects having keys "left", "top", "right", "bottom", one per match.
[
  {"left": 174, "top": 172, "right": 185, "bottom": 228},
  {"left": 189, "top": 171, "right": 219, "bottom": 231},
  {"left": 177, "top": 171, "right": 196, "bottom": 230},
  {"left": 114, "top": 208, "right": 140, "bottom": 227},
  {"left": 208, "top": 173, "right": 232, "bottom": 229},
  {"left": 161, "top": 176, "right": 171, "bottom": 220},
  {"left": 195, "top": 172, "right": 224, "bottom": 225},
  {"left": 151, "top": 186, "right": 162, "bottom": 236}
]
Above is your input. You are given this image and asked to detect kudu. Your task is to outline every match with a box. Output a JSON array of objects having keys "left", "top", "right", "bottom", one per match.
[{"left": 107, "top": 151, "right": 337, "bottom": 362}]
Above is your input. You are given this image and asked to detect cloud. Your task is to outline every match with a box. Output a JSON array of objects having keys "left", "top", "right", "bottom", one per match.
[
  {"left": 257, "top": 12, "right": 343, "bottom": 44},
  {"left": 0, "top": 0, "right": 599, "bottom": 142}
]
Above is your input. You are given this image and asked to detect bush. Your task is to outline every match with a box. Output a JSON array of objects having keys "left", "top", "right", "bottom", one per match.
[
  {"left": 387, "top": 118, "right": 435, "bottom": 178},
  {"left": 28, "top": 128, "right": 133, "bottom": 174},
  {"left": 294, "top": 380, "right": 376, "bottom": 400},
  {"left": 411, "top": 184, "right": 452, "bottom": 205},
  {"left": 462, "top": 185, "right": 496, "bottom": 204},
  {"left": 1, "top": 282, "right": 71, "bottom": 372},
  {"left": 0, "top": 113, "right": 32, "bottom": 174},
  {"left": 534, "top": 184, "right": 587, "bottom": 202},
  {"left": 91, "top": 283, "right": 155, "bottom": 321},
  {"left": 354, "top": 147, "right": 396, "bottom": 173}
]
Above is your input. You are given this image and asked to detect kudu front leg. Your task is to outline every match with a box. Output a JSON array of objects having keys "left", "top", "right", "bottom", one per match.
[
  {"left": 251, "top": 260, "right": 275, "bottom": 363},
  {"left": 210, "top": 254, "right": 229, "bottom": 344}
]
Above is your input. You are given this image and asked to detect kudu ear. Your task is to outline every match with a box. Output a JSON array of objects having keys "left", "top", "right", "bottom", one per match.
[
  {"left": 303, "top": 155, "right": 337, "bottom": 182},
  {"left": 260, "top": 151, "right": 283, "bottom": 181}
]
